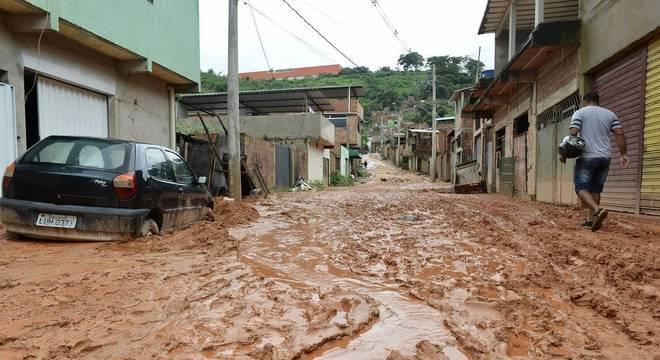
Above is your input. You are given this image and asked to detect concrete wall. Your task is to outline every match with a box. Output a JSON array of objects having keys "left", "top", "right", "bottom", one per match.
[
  {"left": 22, "top": 0, "right": 200, "bottom": 82},
  {"left": 456, "top": 162, "right": 479, "bottom": 185},
  {"left": 581, "top": 0, "right": 659, "bottom": 73},
  {"left": 239, "top": 113, "right": 335, "bottom": 147},
  {"left": 115, "top": 73, "right": 170, "bottom": 146},
  {"left": 0, "top": 18, "right": 173, "bottom": 153},
  {"left": 340, "top": 146, "right": 349, "bottom": 176},
  {"left": 307, "top": 142, "right": 324, "bottom": 182}
]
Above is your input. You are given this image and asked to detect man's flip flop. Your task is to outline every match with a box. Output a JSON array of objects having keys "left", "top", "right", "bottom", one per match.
[{"left": 591, "top": 209, "right": 608, "bottom": 232}]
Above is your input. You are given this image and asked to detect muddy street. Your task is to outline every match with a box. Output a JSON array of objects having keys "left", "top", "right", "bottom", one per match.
[{"left": 1, "top": 156, "right": 659, "bottom": 359}]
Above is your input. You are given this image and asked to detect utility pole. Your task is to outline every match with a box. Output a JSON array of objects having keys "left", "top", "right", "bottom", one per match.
[
  {"left": 380, "top": 112, "right": 384, "bottom": 157},
  {"left": 475, "top": 46, "right": 482, "bottom": 84},
  {"left": 430, "top": 63, "right": 437, "bottom": 182},
  {"left": 227, "top": 0, "right": 241, "bottom": 199},
  {"left": 396, "top": 115, "right": 401, "bottom": 166}
]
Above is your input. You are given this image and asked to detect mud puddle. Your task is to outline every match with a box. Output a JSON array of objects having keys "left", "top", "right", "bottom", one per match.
[
  {"left": 314, "top": 291, "right": 465, "bottom": 359},
  {"left": 232, "top": 203, "right": 469, "bottom": 358}
]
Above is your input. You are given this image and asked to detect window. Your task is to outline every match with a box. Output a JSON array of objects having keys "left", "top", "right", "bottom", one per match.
[
  {"left": 513, "top": 113, "right": 529, "bottom": 136},
  {"left": 328, "top": 117, "right": 347, "bottom": 128},
  {"left": 146, "top": 148, "right": 173, "bottom": 181},
  {"left": 23, "top": 137, "right": 131, "bottom": 173},
  {"left": 166, "top": 151, "right": 195, "bottom": 184}
]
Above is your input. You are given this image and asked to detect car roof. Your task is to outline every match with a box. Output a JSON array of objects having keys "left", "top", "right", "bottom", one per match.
[{"left": 43, "top": 135, "right": 163, "bottom": 148}]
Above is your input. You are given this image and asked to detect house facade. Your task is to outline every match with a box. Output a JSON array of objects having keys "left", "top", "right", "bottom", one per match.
[
  {"left": 459, "top": 0, "right": 659, "bottom": 215},
  {"left": 325, "top": 91, "right": 365, "bottom": 177},
  {"left": 0, "top": 0, "right": 200, "bottom": 174}
]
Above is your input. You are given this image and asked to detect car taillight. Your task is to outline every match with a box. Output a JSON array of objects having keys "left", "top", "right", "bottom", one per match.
[
  {"left": 113, "top": 172, "right": 137, "bottom": 200},
  {"left": 2, "top": 162, "right": 15, "bottom": 196}
]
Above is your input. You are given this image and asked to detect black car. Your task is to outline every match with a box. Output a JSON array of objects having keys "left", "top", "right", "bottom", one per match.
[{"left": 0, "top": 136, "right": 213, "bottom": 241}]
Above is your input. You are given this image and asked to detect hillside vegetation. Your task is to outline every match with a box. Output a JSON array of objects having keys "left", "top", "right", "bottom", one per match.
[{"left": 200, "top": 53, "right": 484, "bottom": 128}]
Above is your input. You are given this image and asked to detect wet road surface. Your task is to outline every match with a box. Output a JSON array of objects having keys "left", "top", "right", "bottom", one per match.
[{"left": 1, "top": 155, "right": 658, "bottom": 359}]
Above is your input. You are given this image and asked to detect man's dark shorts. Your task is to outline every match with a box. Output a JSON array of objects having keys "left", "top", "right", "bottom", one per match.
[{"left": 574, "top": 157, "right": 611, "bottom": 193}]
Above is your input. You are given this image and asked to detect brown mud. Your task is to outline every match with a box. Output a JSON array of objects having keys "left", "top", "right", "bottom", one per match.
[{"left": 0, "top": 156, "right": 658, "bottom": 359}]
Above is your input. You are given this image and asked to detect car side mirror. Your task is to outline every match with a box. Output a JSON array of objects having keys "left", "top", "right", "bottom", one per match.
[{"left": 197, "top": 176, "right": 207, "bottom": 185}]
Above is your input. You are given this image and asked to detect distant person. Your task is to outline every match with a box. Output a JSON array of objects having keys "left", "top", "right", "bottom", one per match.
[
  {"left": 363, "top": 160, "right": 368, "bottom": 168},
  {"left": 561, "top": 92, "right": 628, "bottom": 232}
]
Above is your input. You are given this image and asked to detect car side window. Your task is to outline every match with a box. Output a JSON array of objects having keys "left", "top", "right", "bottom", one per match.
[
  {"left": 165, "top": 151, "right": 195, "bottom": 184},
  {"left": 146, "top": 148, "right": 173, "bottom": 181}
]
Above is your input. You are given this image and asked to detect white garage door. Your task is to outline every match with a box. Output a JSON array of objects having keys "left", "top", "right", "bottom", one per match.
[
  {"left": 0, "top": 83, "right": 17, "bottom": 196},
  {"left": 37, "top": 76, "right": 108, "bottom": 139}
]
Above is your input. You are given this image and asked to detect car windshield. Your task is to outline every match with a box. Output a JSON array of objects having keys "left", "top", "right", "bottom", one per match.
[{"left": 22, "top": 137, "right": 132, "bottom": 173}]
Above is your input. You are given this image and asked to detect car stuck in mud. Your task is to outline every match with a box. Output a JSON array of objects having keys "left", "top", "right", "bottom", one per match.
[{"left": 0, "top": 136, "right": 213, "bottom": 241}]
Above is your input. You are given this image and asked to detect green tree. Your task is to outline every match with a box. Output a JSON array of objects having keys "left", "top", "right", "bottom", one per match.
[
  {"left": 398, "top": 52, "right": 425, "bottom": 71},
  {"left": 339, "top": 66, "right": 371, "bottom": 75},
  {"left": 200, "top": 69, "right": 227, "bottom": 92}
]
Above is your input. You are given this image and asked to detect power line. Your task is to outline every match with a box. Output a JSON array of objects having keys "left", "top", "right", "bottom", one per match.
[
  {"left": 279, "top": 0, "right": 359, "bottom": 67},
  {"left": 243, "top": 2, "right": 339, "bottom": 64},
  {"left": 246, "top": 0, "right": 272, "bottom": 74},
  {"left": 293, "top": 0, "right": 401, "bottom": 51},
  {"left": 370, "top": 0, "right": 409, "bottom": 52}
]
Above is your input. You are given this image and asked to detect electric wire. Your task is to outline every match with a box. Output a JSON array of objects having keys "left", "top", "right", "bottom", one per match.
[
  {"left": 370, "top": 0, "right": 409, "bottom": 52},
  {"left": 243, "top": 2, "right": 339, "bottom": 64},
  {"left": 279, "top": 0, "right": 360, "bottom": 67},
  {"left": 24, "top": 11, "right": 50, "bottom": 104},
  {"left": 292, "top": 0, "right": 401, "bottom": 51},
  {"left": 246, "top": 0, "right": 272, "bottom": 74}
]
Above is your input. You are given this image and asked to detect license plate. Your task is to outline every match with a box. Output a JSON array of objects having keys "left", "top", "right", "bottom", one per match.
[{"left": 36, "top": 214, "right": 77, "bottom": 229}]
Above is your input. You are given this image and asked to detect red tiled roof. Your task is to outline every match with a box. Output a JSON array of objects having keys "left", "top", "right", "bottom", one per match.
[{"left": 240, "top": 64, "right": 342, "bottom": 80}]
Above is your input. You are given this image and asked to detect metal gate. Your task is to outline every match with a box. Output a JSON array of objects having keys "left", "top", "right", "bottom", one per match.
[
  {"left": 0, "top": 83, "right": 17, "bottom": 196},
  {"left": 593, "top": 49, "right": 645, "bottom": 213},
  {"left": 513, "top": 133, "right": 527, "bottom": 194},
  {"left": 535, "top": 93, "right": 580, "bottom": 205},
  {"left": 500, "top": 157, "right": 515, "bottom": 195},
  {"left": 275, "top": 144, "right": 291, "bottom": 188},
  {"left": 486, "top": 139, "right": 493, "bottom": 192},
  {"left": 642, "top": 38, "right": 660, "bottom": 215},
  {"left": 37, "top": 76, "right": 108, "bottom": 139}
]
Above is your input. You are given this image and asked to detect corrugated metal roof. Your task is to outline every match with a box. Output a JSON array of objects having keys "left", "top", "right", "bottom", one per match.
[{"left": 178, "top": 86, "right": 365, "bottom": 115}]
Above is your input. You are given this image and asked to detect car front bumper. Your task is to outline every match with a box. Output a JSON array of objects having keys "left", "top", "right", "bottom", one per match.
[{"left": 0, "top": 198, "right": 150, "bottom": 241}]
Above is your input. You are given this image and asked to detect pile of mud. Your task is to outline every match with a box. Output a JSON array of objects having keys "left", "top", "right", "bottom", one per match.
[{"left": 213, "top": 197, "right": 261, "bottom": 228}]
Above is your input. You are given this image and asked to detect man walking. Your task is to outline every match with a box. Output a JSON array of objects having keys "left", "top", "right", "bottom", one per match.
[{"left": 563, "top": 92, "right": 629, "bottom": 232}]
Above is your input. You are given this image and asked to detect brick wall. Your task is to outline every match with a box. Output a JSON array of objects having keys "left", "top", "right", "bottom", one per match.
[
  {"left": 327, "top": 99, "right": 364, "bottom": 118},
  {"left": 537, "top": 49, "right": 579, "bottom": 104},
  {"left": 512, "top": 84, "right": 531, "bottom": 108},
  {"left": 241, "top": 134, "right": 275, "bottom": 190},
  {"left": 335, "top": 127, "right": 348, "bottom": 145}
]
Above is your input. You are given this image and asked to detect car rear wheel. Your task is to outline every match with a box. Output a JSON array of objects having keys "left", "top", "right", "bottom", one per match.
[{"left": 138, "top": 218, "right": 159, "bottom": 238}]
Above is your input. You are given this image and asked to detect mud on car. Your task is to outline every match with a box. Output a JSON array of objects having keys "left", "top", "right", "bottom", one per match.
[{"left": 0, "top": 136, "right": 213, "bottom": 241}]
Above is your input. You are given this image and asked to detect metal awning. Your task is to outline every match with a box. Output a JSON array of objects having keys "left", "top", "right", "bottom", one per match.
[
  {"left": 349, "top": 149, "right": 362, "bottom": 159},
  {"left": 178, "top": 85, "right": 365, "bottom": 116},
  {"left": 478, "top": 0, "right": 579, "bottom": 35}
]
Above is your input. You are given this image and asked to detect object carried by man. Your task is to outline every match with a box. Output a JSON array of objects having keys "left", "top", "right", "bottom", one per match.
[{"left": 558, "top": 135, "right": 586, "bottom": 159}]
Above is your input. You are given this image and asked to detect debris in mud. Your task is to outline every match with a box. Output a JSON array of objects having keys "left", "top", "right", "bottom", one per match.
[
  {"left": 398, "top": 214, "right": 419, "bottom": 222},
  {"left": 453, "top": 183, "right": 483, "bottom": 194}
]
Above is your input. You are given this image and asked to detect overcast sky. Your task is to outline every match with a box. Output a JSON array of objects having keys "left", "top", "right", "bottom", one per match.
[{"left": 200, "top": 0, "right": 494, "bottom": 73}]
